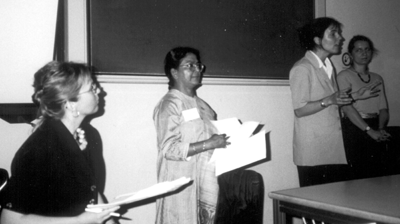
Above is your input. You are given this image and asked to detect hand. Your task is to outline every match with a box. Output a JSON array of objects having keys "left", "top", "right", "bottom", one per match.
[
  {"left": 367, "top": 129, "right": 390, "bottom": 142},
  {"left": 366, "top": 129, "right": 383, "bottom": 141},
  {"left": 208, "top": 134, "right": 230, "bottom": 149},
  {"left": 328, "top": 87, "right": 353, "bottom": 106},
  {"left": 378, "top": 129, "right": 391, "bottom": 141},
  {"left": 351, "top": 80, "right": 382, "bottom": 101},
  {"left": 77, "top": 206, "right": 120, "bottom": 224}
]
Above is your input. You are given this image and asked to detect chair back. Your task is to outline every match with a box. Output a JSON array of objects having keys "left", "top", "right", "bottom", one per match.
[
  {"left": 0, "top": 168, "right": 8, "bottom": 191},
  {"left": 0, "top": 168, "right": 9, "bottom": 213},
  {"left": 216, "top": 169, "right": 265, "bottom": 224}
]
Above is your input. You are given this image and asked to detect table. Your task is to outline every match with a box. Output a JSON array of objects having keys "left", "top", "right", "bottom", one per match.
[{"left": 269, "top": 175, "right": 400, "bottom": 224}]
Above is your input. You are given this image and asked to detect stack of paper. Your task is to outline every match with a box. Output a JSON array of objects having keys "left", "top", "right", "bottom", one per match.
[
  {"left": 210, "top": 117, "right": 267, "bottom": 176},
  {"left": 87, "top": 177, "right": 191, "bottom": 210}
]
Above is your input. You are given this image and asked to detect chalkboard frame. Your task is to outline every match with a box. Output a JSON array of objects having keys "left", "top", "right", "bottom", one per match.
[{"left": 87, "top": 0, "right": 315, "bottom": 80}]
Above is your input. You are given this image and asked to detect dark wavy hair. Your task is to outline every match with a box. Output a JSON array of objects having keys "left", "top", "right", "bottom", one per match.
[
  {"left": 164, "top": 47, "right": 201, "bottom": 89},
  {"left": 32, "top": 61, "right": 93, "bottom": 123},
  {"left": 297, "top": 17, "right": 342, "bottom": 51}
]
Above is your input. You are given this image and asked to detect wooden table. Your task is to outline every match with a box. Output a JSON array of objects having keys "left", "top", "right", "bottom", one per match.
[{"left": 269, "top": 175, "right": 400, "bottom": 224}]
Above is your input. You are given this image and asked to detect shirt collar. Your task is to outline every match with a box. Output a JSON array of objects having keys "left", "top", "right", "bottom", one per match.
[{"left": 309, "top": 50, "right": 333, "bottom": 79}]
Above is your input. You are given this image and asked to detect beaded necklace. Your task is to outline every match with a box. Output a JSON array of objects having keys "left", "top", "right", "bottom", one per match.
[
  {"left": 356, "top": 71, "right": 371, "bottom": 83},
  {"left": 351, "top": 68, "right": 371, "bottom": 83},
  {"left": 75, "top": 127, "right": 87, "bottom": 150}
]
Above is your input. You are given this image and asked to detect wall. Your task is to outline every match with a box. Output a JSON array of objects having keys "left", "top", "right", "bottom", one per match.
[
  {"left": 1, "top": 1, "right": 400, "bottom": 224},
  {"left": 0, "top": 0, "right": 58, "bottom": 102}
]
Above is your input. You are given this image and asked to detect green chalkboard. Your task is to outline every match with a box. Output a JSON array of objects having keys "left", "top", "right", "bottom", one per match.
[{"left": 88, "top": 0, "right": 314, "bottom": 79}]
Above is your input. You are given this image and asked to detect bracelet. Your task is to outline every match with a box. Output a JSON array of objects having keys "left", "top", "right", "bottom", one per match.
[{"left": 202, "top": 142, "right": 206, "bottom": 151}]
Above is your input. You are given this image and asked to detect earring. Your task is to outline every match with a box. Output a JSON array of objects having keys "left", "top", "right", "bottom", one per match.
[{"left": 73, "top": 111, "right": 80, "bottom": 118}]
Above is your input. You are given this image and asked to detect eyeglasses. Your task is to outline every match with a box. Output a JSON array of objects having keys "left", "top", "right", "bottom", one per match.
[
  {"left": 78, "top": 84, "right": 98, "bottom": 95},
  {"left": 180, "top": 62, "right": 205, "bottom": 72}
]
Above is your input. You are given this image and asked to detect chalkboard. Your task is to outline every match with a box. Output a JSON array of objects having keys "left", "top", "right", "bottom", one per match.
[{"left": 88, "top": 0, "right": 314, "bottom": 79}]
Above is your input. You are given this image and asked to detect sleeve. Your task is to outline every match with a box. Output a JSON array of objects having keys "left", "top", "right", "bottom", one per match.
[
  {"left": 337, "top": 71, "right": 352, "bottom": 90},
  {"left": 289, "top": 64, "right": 312, "bottom": 110},
  {"left": 378, "top": 76, "right": 388, "bottom": 110},
  {"left": 154, "top": 99, "right": 190, "bottom": 161},
  {"left": 5, "top": 145, "right": 51, "bottom": 214}
]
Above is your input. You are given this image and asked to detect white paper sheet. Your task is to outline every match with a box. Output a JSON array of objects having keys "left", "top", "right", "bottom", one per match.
[
  {"left": 87, "top": 177, "right": 191, "bottom": 209},
  {"left": 210, "top": 118, "right": 267, "bottom": 176}
]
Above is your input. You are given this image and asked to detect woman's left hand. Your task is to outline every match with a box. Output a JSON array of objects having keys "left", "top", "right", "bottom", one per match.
[
  {"left": 378, "top": 129, "right": 391, "bottom": 141},
  {"left": 208, "top": 134, "right": 230, "bottom": 149},
  {"left": 328, "top": 87, "right": 353, "bottom": 106}
]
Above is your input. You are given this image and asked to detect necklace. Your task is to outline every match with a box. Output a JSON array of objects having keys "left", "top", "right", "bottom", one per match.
[
  {"left": 352, "top": 69, "right": 371, "bottom": 83},
  {"left": 75, "top": 127, "right": 87, "bottom": 150}
]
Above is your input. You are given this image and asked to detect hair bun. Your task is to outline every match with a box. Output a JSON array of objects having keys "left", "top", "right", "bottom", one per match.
[{"left": 32, "top": 89, "right": 43, "bottom": 104}]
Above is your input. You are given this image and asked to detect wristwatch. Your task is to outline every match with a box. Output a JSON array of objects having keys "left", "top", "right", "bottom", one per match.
[
  {"left": 364, "top": 126, "right": 371, "bottom": 132},
  {"left": 320, "top": 100, "right": 328, "bottom": 108}
]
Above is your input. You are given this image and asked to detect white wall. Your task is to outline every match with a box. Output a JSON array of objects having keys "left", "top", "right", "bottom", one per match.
[
  {"left": 1, "top": 1, "right": 400, "bottom": 224},
  {"left": 0, "top": 0, "right": 58, "bottom": 103}
]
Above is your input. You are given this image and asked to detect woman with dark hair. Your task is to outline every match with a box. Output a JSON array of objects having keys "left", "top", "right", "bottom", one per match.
[
  {"left": 0, "top": 61, "right": 119, "bottom": 224},
  {"left": 289, "top": 18, "right": 380, "bottom": 187},
  {"left": 338, "top": 35, "right": 398, "bottom": 179},
  {"left": 153, "top": 47, "right": 230, "bottom": 223}
]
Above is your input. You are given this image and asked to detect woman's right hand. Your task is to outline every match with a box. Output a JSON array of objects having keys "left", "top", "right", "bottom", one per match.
[
  {"left": 366, "top": 129, "right": 382, "bottom": 141},
  {"left": 77, "top": 207, "right": 120, "bottom": 224},
  {"left": 351, "top": 80, "right": 382, "bottom": 101},
  {"left": 207, "top": 134, "right": 230, "bottom": 149}
]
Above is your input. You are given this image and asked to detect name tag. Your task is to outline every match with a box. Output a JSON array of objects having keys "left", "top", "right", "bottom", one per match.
[{"left": 182, "top": 108, "right": 200, "bottom": 122}]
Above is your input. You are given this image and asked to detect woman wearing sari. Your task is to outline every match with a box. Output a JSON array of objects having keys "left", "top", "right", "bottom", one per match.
[{"left": 153, "top": 47, "right": 230, "bottom": 224}]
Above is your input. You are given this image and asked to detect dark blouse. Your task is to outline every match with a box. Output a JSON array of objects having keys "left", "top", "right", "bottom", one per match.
[{"left": 2, "top": 119, "right": 99, "bottom": 216}]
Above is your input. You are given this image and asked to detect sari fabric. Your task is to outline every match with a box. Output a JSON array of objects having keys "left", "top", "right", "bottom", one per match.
[{"left": 153, "top": 89, "right": 219, "bottom": 224}]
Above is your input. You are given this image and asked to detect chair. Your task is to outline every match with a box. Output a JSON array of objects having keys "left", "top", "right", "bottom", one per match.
[
  {"left": 216, "top": 169, "right": 264, "bottom": 224},
  {"left": 0, "top": 168, "right": 9, "bottom": 212},
  {"left": 0, "top": 168, "right": 8, "bottom": 191}
]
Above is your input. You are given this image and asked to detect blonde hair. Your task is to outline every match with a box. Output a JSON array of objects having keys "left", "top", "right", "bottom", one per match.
[{"left": 32, "top": 61, "right": 93, "bottom": 129}]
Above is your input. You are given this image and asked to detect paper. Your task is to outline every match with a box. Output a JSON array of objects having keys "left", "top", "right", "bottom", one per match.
[
  {"left": 87, "top": 177, "right": 191, "bottom": 209},
  {"left": 85, "top": 208, "right": 120, "bottom": 217},
  {"left": 210, "top": 118, "right": 267, "bottom": 176}
]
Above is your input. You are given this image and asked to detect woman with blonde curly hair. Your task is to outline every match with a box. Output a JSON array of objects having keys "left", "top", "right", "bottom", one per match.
[{"left": 1, "top": 61, "right": 119, "bottom": 224}]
